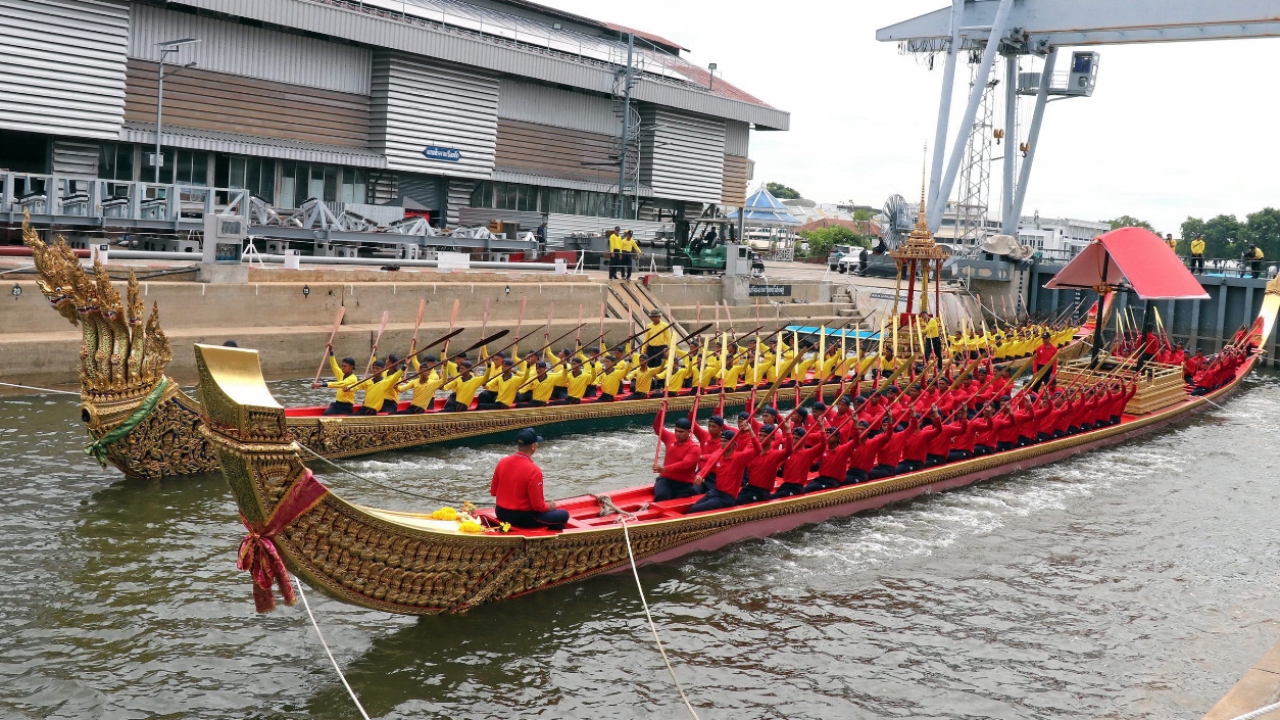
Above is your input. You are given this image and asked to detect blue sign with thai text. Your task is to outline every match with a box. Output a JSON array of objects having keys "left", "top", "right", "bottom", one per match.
[{"left": 423, "top": 146, "right": 462, "bottom": 162}]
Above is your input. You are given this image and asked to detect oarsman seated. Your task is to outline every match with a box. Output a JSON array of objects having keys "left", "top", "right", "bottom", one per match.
[
  {"left": 803, "top": 428, "right": 858, "bottom": 493},
  {"left": 397, "top": 354, "right": 443, "bottom": 413},
  {"left": 442, "top": 360, "right": 486, "bottom": 412},
  {"left": 737, "top": 425, "right": 789, "bottom": 504},
  {"left": 992, "top": 404, "right": 1019, "bottom": 451},
  {"left": 872, "top": 413, "right": 915, "bottom": 479},
  {"left": 970, "top": 404, "right": 998, "bottom": 455},
  {"left": 313, "top": 354, "right": 359, "bottom": 415},
  {"left": 516, "top": 362, "right": 561, "bottom": 407},
  {"left": 622, "top": 361, "right": 664, "bottom": 399},
  {"left": 651, "top": 416, "right": 703, "bottom": 501},
  {"left": 358, "top": 356, "right": 404, "bottom": 415},
  {"left": 898, "top": 411, "right": 939, "bottom": 473},
  {"left": 773, "top": 426, "right": 825, "bottom": 498},
  {"left": 691, "top": 415, "right": 727, "bottom": 487},
  {"left": 490, "top": 428, "right": 569, "bottom": 531},
  {"left": 556, "top": 356, "right": 599, "bottom": 404},
  {"left": 594, "top": 353, "right": 630, "bottom": 402},
  {"left": 477, "top": 358, "right": 529, "bottom": 410},
  {"left": 686, "top": 427, "right": 759, "bottom": 514},
  {"left": 924, "top": 411, "right": 966, "bottom": 467}
]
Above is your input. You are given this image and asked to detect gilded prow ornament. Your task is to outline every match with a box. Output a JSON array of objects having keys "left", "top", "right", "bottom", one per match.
[{"left": 22, "top": 213, "right": 216, "bottom": 478}]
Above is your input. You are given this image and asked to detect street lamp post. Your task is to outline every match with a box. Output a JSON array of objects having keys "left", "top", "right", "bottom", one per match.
[
  {"left": 707, "top": 62, "right": 717, "bottom": 91},
  {"left": 153, "top": 38, "right": 200, "bottom": 184}
]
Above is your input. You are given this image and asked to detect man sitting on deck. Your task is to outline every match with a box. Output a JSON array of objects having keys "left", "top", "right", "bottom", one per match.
[
  {"left": 491, "top": 428, "right": 568, "bottom": 530},
  {"left": 313, "top": 354, "right": 358, "bottom": 415},
  {"left": 358, "top": 357, "right": 404, "bottom": 415},
  {"left": 652, "top": 416, "right": 704, "bottom": 501},
  {"left": 442, "top": 361, "right": 486, "bottom": 412},
  {"left": 397, "top": 354, "right": 443, "bottom": 413},
  {"left": 686, "top": 426, "right": 759, "bottom": 514}
]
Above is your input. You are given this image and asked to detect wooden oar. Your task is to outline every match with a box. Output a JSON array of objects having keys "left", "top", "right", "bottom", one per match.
[
  {"left": 693, "top": 352, "right": 805, "bottom": 483},
  {"left": 399, "top": 330, "right": 512, "bottom": 386},
  {"left": 362, "top": 310, "right": 390, "bottom": 380},
  {"left": 439, "top": 299, "right": 461, "bottom": 367},
  {"left": 515, "top": 327, "right": 606, "bottom": 392},
  {"left": 574, "top": 304, "right": 584, "bottom": 347},
  {"left": 653, "top": 318, "right": 682, "bottom": 469},
  {"left": 350, "top": 327, "right": 466, "bottom": 391},
  {"left": 312, "top": 306, "right": 346, "bottom": 386},
  {"left": 409, "top": 298, "right": 426, "bottom": 352}
]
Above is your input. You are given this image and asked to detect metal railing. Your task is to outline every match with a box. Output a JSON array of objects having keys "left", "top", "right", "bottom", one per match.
[{"left": 2, "top": 171, "right": 247, "bottom": 225}]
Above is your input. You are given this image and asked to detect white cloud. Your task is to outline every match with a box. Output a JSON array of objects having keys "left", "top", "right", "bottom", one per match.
[{"left": 544, "top": 0, "right": 1280, "bottom": 234}]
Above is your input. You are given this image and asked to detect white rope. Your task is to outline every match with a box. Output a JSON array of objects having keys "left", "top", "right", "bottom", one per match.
[
  {"left": 295, "top": 441, "right": 457, "bottom": 506},
  {"left": 293, "top": 578, "right": 373, "bottom": 720},
  {"left": 615, "top": 513, "right": 701, "bottom": 720},
  {"left": 0, "top": 381, "right": 81, "bottom": 396},
  {"left": 1225, "top": 699, "right": 1280, "bottom": 720}
]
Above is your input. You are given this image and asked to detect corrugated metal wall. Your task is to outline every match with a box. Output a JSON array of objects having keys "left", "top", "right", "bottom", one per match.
[
  {"left": 497, "top": 79, "right": 618, "bottom": 136},
  {"left": 494, "top": 119, "right": 617, "bottom": 185},
  {"left": 0, "top": 0, "right": 129, "bottom": 139},
  {"left": 445, "top": 178, "right": 475, "bottom": 226},
  {"left": 371, "top": 53, "right": 499, "bottom": 180},
  {"left": 397, "top": 173, "right": 442, "bottom": 210},
  {"left": 50, "top": 139, "right": 100, "bottom": 175},
  {"left": 129, "top": 4, "right": 371, "bottom": 95},
  {"left": 724, "top": 120, "right": 750, "bottom": 157},
  {"left": 124, "top": 60, "right": 371, "bottom": 148},
  {"left": 721, "top": 155, "right": 749, "bottom": 206},
  {"left": 639, "top": 106, "right": 725, "bottom": 204}
]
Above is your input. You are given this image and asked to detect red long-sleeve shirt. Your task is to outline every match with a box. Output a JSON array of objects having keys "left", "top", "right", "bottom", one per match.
[
  {"left": 781, "top": 437, "right": 826, "bottom": 486},
  {"left": 746, "top": 434, "right": 790, "bottom": 490},
  {"left": 994, "top": 412, "right": 1021, "bottom": 445},
  {"left": 849, "top": 431, "right": 890, "bottom": 472},
  {"left": 709, "top": 434, "right": 760, "bottom": 498},
  {"left": 876, "top": 416, "right": 918, "bottom": 467},
  {"left": 973, "top": 415, "right": 999, "bottom": 448},
  {"left": 904, "top": 421, "right": 942, "bottom": 463},
  {"left": 654, "top": 415, "right": 702, "bottom": 484},
  {"left": 817, "top": 437, "right": 858, "bottom": 478},
  {"left": 490, "top": 452, "right": 549, "bottom": 512},
  {"left": 928, "top": 418, "right": 965, "bottom": 457}
]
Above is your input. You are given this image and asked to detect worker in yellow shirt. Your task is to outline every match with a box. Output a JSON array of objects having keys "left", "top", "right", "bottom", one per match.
[
  {"left": 1190, "top": 234, "right": 1206, "bottom": 274},
  {"left": 720, "top": 351, "right": 747, "bottom": 389},
  {"left": 558, "top": 356, "right": 600, "bottom": 403},
  {"left": 397, "top": 354, "right": 444, "bottom": 413},
  {"left": 442, "top": 361, "right": 487, "bottom": 411},
  {"left": 607, "top": 225, "right": 624, "bottom": 280},
  {"left": 477, "top": 358, "right": 530, "bottom": 410},
  {"left": 920, "top": 311, "right": 942, "bottom": 370},
  {"left": 358, "top": 356, "right": 404, "bottom": 415},
  {"left": 312, "top": 353, "right": 359, "bottom": 415},
  {"left": 594, "top": 354, "right": 631, "bottom": 401},
  {"left": 641, "top": 308, "right": 673, "bottom": 368},
  {"left": 619, "top": 230, "right": 641, "bottom": 280},
  {"left": 516, "top": 362, "right": 565, "bottom": 407}
]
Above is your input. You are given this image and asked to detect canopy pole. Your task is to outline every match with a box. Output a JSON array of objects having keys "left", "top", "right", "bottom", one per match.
[{"left": 1090, "top": 289, "right": 1107, "bottom": 368}]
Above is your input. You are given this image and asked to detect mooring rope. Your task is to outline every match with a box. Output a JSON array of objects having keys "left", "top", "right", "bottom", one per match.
[
  {"left": 293, "top": 578, "right": 372, "bottom": 720},
  {"left": 1224, "top": 700, "right": 1280, "bottom": 720},
  {"left": 295, "top": 441, "right": 458, "bottom": 506},
  {"left": 601, "top": 496, "right": 700, "bottom": 720},
  {"left": 0, "top": 381, "right": 81, "bottom": 396}
]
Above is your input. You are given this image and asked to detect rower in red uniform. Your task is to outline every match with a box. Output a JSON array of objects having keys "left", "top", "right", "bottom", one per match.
[
  {"left": 845, "top": 418, "right": 890, "bottom": 484},
  {"left": 490, "top": 428, "right": 569, "bottom": 530},
  {"left": 1031, "top": 332, "right": 1058, "bottom": 391},
  {"left": 739, "top": 425, "right": 790, "bottom": 504},
  {"left": 804, "top": 428, "right": 858, "bottom": 492},
  {"left": 772, "top": 426, "right": 826, "bottom": 498},
  {"left": 687, "top": 427, "right": 759, "bottom": 513},
  {"left": 652, "top": 416, "right": 703, "bottom": 501},
  {"left": 872, "top": 413, "right": 917, "bottom": 479}
]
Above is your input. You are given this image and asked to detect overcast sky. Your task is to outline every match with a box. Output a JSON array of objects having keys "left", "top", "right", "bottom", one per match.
[{"left": 547, "top": 0, "right": 1280, "bottom": 236}]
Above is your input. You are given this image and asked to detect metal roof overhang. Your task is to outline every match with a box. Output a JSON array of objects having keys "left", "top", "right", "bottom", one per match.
[
  {"left": 119, "top": 122, "right": 388, "bottom": 169},
  {"left": 878, "top": 1, "right": 1280, "bottom": 51},
  {"left": 1044, "top": 227, "right": 1210, "bottom": 300},
  {"left": 491, "top": 169, "right": 653, "bottom": 197},
  {"left": 162, "top": 0, "right": 790, "bottom": 131}
]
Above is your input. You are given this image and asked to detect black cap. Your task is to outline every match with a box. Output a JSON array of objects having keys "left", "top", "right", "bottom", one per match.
[
  {"left": 838, "top": 396, "right": 852, "bottom": 405},
  {"left": 709, "top": 415, "right": 724, "bottom": 426},
  {"left": 222, "top": 340, "right": 239, "bottom": 347},
  {"left": 791, "top": 426, "right": 806, "bottom": 436},
  {"left": 761, "top": 424, "right": 776, "bottom": 435},
  {"left": 813, "top": 402, "right": 827, "bottom": 411},
  {"left": 502, "top": 358, "right": 515, "bottom": 366},
  {"left": 794, "top": 406, "right": 810, "bottom": 418},
  {"left": 388, "top": 353, "right": 400, "bottom": 364},
  {"left": 372, "top": 358, "right": 386, "bottom": 367},
  {"left": 736, "top": 411, "right": 750, "bottom": 421},
  {"left": 341, "top": 357, "right": 356, "bottom": 367},
  {"left": 425, "top": 354, "right": 438, "bottom": 363},
  {"left": 720, "top": 429, "right": 736, "bottom": 440},
  {"left": 536, "top": 361, "right": 549, "bottom": 370},
  {"left": 674, "top": 417, "right": 692, "bottom": 430},
  {"left": 516, "top": 428, "right": 543, "bottom": 445}
]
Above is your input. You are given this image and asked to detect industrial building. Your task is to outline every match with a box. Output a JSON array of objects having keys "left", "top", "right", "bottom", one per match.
[{"left": 0, "top": 0, "right": 787, "bottom": 254}]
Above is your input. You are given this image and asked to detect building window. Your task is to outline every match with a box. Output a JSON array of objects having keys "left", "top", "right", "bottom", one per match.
[
  {"left": 278, "top": 161, "right": 341, "bottom": 208},
  {"left": 216, "top": 155, "right": 275, "bottom": 201},
  {"left": 471, "top": 182, "right": 495, "bottom": 208},
  {"left": 164, "top": 150, "right": 209, "bottom": 186},
  {"left": 99, "top": 143, "right": 134, "bottom": 182},
  {"left": 341, "top": 168, "right": 367, "bottom": 204}
]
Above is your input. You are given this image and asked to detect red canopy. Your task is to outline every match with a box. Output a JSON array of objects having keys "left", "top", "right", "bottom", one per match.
[{"left": 1044, "top": 227, "right": 1209, "bottom": 300}]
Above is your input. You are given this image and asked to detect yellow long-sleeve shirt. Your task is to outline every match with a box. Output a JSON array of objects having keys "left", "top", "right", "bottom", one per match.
[
  {"left": 361, "top": 369, "right": 403, "bottom": 412},
  {"left": 483, "top": 369, "right": 531, "bottom": 406},
  {"left": 560, "top": 367, "right": 600, "bottom": 399},
  {"left": 641, "top": 321, "right": 672, "bottom": 350},
  {"left": 596, "top": 360, "right": 631, "bottom": 396},
  {"left": 398, "top": 369, "right": 442, "bottom": 410},
  {"left": 721, "top": 360, "right": 746, "bottom": 388},
  {"left": 326, "top": 356, "right": 359, "bottom": 404},
  {"left": 627, "top": 364, "right": 663, "bottom": 394},
  {"left": 444, "top": 374, "right": 487, "bottom": 406},
  {"left": 522, "top": 369, "right": 565, "bottom": 403}
]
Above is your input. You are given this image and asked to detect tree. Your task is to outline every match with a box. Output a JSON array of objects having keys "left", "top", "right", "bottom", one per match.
[
  {"left": 1243, "top": 207, "right": 1280, "bottom": 261},
  {"left": 798, "top": 225, "right": 867, "bottom": 258},
  {"left": 1106, "top": 215, "right": 1154, "bottom": 232},
  {"left": 853, "top": 208, "right": 874, "bottom": 222},
  {"left": 766, "top": 182, "right": 801, "bottom": 200},
  {"left": 1182, "top": 214, "right": 1244, "bottom": 259}
]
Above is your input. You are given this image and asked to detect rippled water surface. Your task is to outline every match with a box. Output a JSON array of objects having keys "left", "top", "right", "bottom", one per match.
[{"left": 3, "top": 375, "right": 1280, "bottom": 719}]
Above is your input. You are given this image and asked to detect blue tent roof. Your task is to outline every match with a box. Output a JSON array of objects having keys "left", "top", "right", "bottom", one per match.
[{"left": 726, "top": 188, "right": 802, "bottom": 226}]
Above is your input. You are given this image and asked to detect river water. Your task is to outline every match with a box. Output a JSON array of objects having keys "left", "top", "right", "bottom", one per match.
[{"left": 2, "top": 375, "right": 1279, "bottom": 720}]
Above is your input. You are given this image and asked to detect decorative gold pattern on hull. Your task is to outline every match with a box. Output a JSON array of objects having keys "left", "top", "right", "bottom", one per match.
[{"left": 195, "top": 339, "right": 1266, "bottom": 616}]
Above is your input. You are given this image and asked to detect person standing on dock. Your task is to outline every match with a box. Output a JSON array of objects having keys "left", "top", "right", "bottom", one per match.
[
  {"left": 608, "top": 226, "right": 623, "bottom": 280},
  {"left": 313, "top": 353, "right": 358, "bottom": 415},
  {"left": 491, "top": 429, "right": 568, "bottom": 530},
  {"left": 1190, "top": 234, "right": 1206, "bottom": 274},
  {"left": 620, "top": 230, "right": 640, "bottom": 280}
]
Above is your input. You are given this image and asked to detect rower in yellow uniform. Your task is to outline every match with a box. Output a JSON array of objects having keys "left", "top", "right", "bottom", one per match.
[
  {"left": 358, "top": 356, "right": 404, "bottom": 415},
  {"left": 398, "top": 354, "right": 445, "bottom": 413},
  {"left": 559, "top": 356, "right": 601, "bottom": 403},
  {"left": 312, "top": 353, "right": 359, "bottom": 415},
  {"left": 442, "top": 360, "right": 487, "bottom": 411},
  {"left": 595, "top": 353, "right": 632, "bottom": 401},
  {"left": 517, "top": 362, "right": 565, "bottom": 407},
  {"left": 641, "top": 308, "right": 673, "bottom": 368},
  {"left": 478, "top": 358, "right": 531, "bottom": 410}
]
